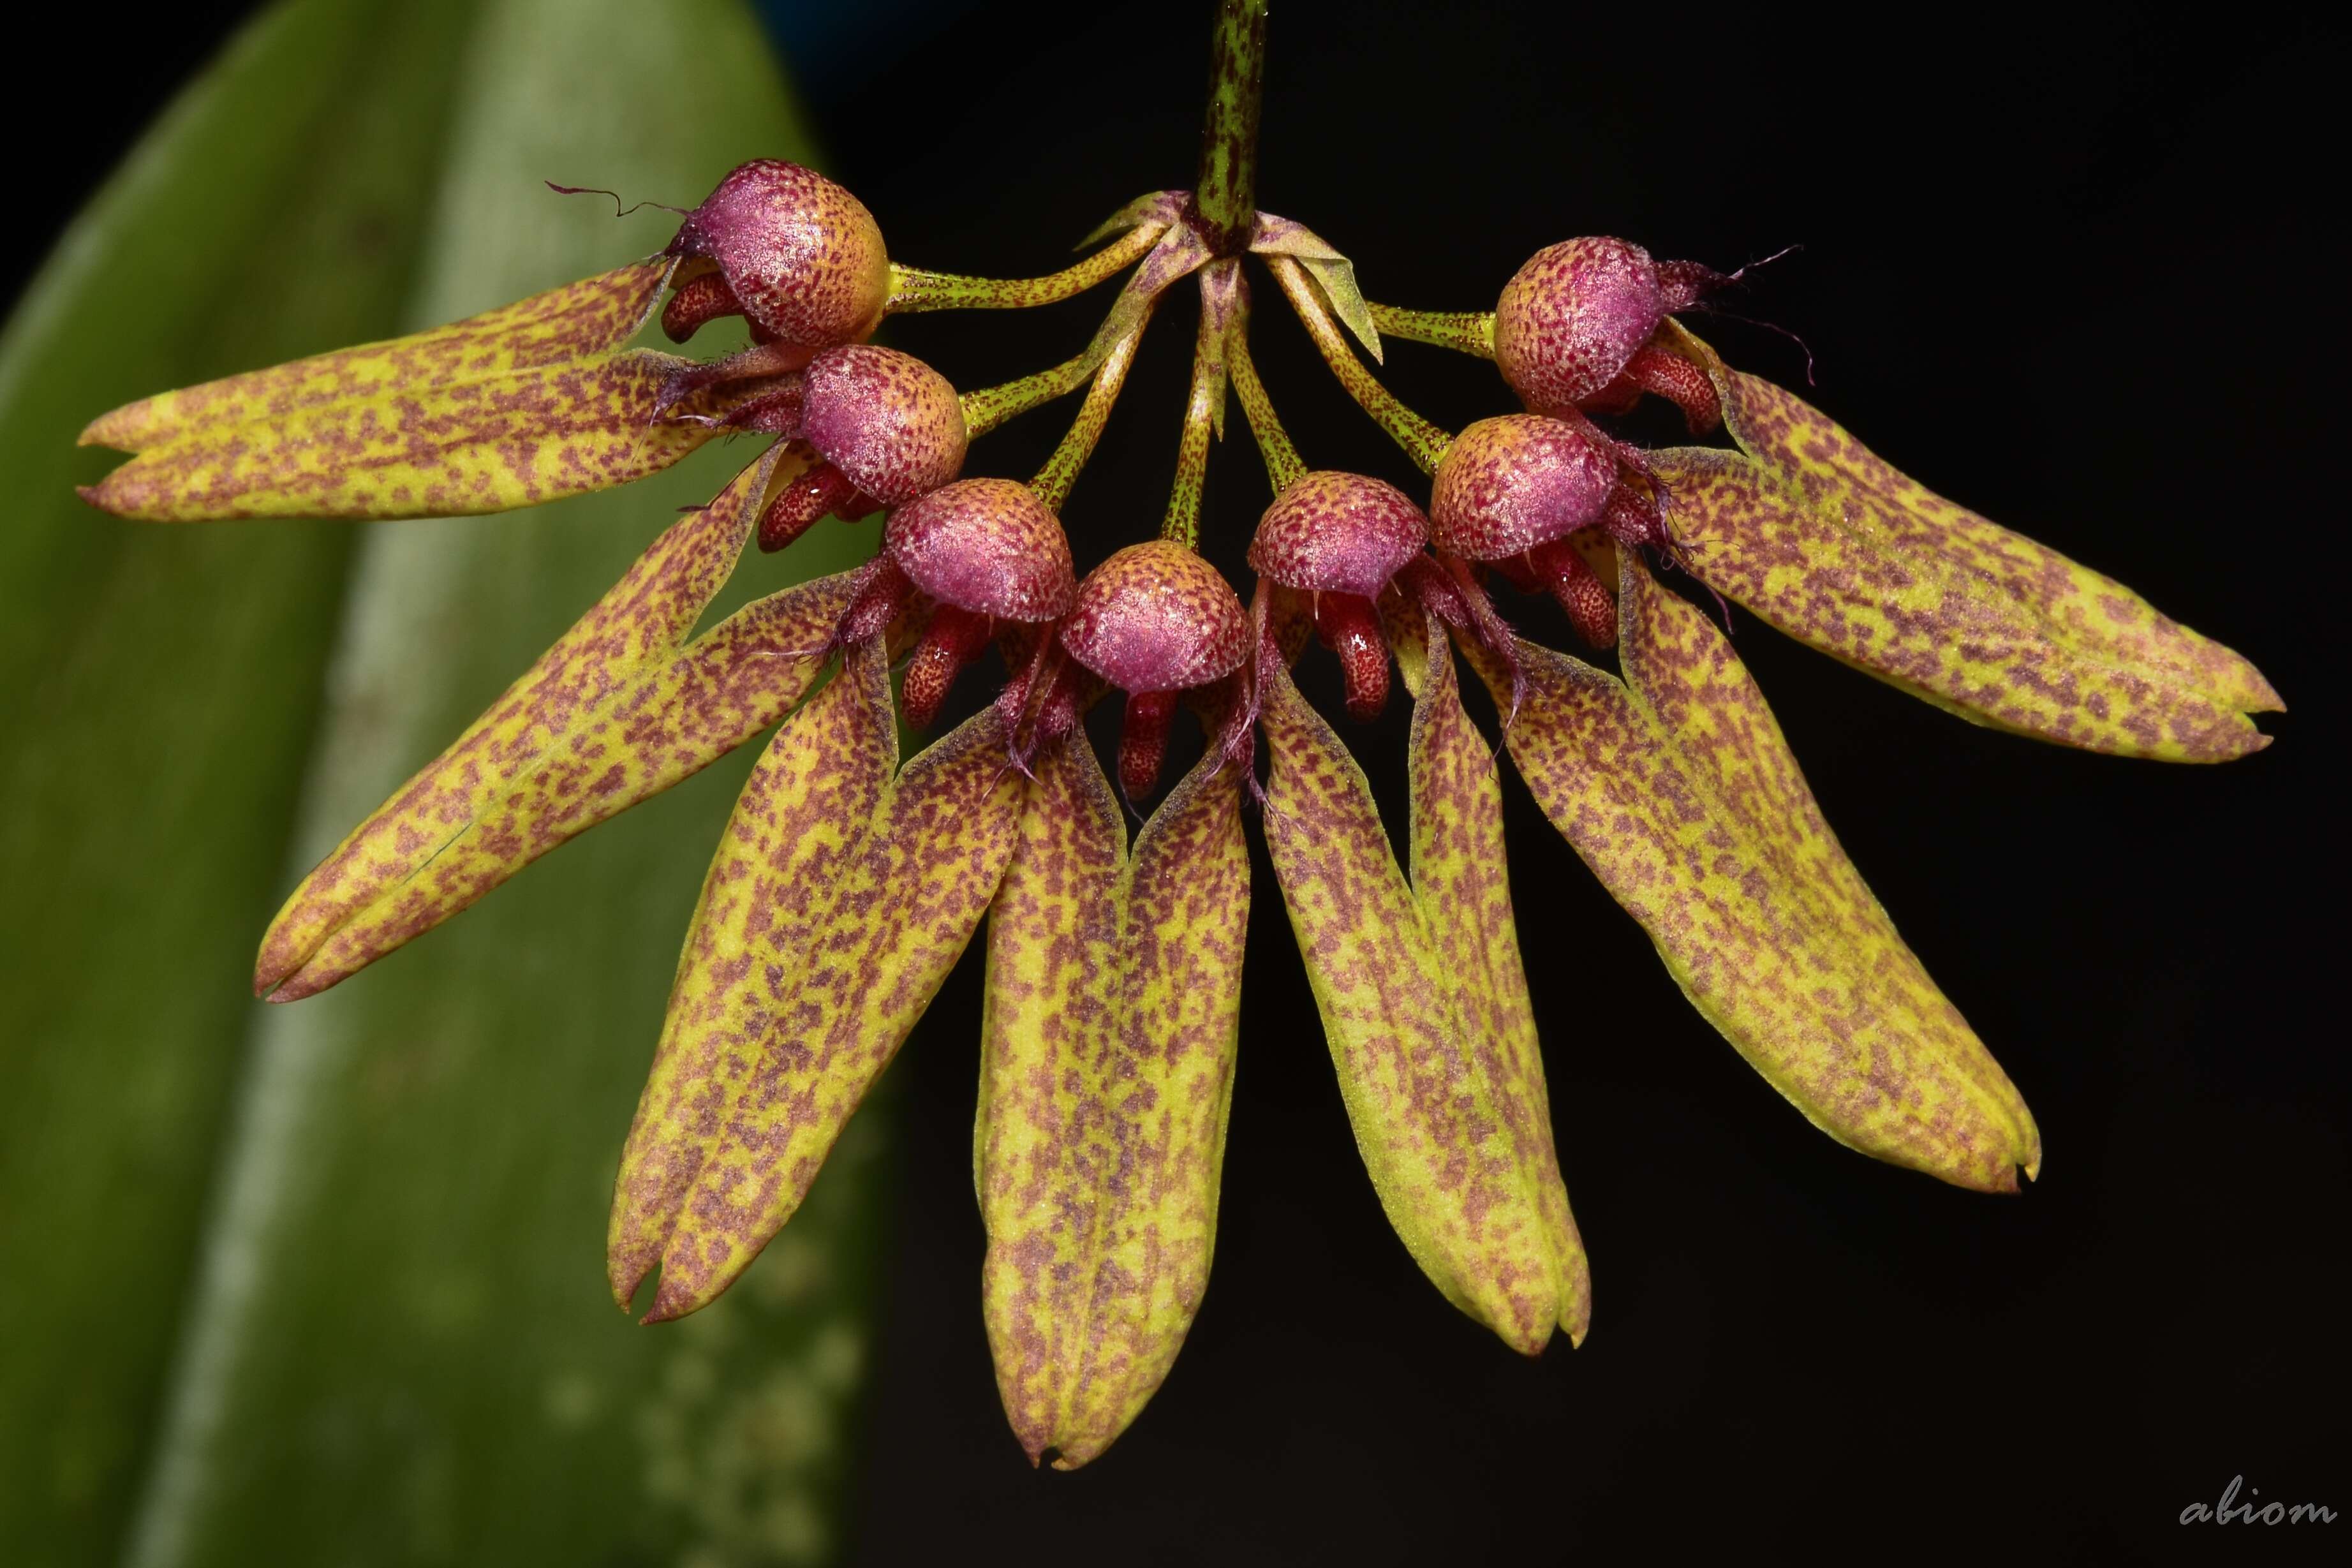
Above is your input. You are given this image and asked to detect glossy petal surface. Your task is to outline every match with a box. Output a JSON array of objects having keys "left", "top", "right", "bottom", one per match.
[
  {"left": 670, "top": 158, "right": 889, "bottom": 348},
  {"left": 1246, "top": 470, "right": 1429, "bottom": 597},
  {"left": 1654, "top": 327, "right": 2279, "bottom": 760},
  {"left": 80, "top": 262, "right": 719, "bottom": 520},
  {"left": 1261, "top": 614, "right": 1588, "bottom": 1350},
  {"left": 1061, "top": 540, "right": 1250, "bottom": 694},
  {"left": 609, "top": 638, "right": 1023, "bottom": 1321},
  {"left": 802, "top": 342, "right": 965, "bottom": 503},
  {"left": 1469, "top": 556, "right": 2041, "bottom": 1192},
  {"left": 886, "top": 477, "right": 1074, "bottom": 621},
  {"left": 255, "top": 451, "right": 843, "bottom": 998},
  {"left": 977, "top": 734, "right": 1248, "bottom": 1468}
]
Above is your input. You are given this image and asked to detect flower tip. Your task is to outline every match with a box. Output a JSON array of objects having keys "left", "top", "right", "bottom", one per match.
[
  {"left": 639, "top": 1278, "right": 699, "bottom": 1326},
  {"left": 605, "top": 1245, "right": 659, "bottom": 1314},
  {"left": 75, "top": 479, "right": 135, "bottom": 519},
  {"left": 1562, "top": 1263, "right": 1592, "bottom": 1349},
  {"left": 260, "top": 963, "right": 343, "bottom": 1005}
]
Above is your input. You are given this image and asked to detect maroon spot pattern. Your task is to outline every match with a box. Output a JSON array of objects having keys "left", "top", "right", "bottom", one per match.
[
  {"left": 669, "top": 159, "right": 891, "bottom": 349},
  {"left": 1060, "top": 541, "right": 1250, "bottom": 694},
  {"left": 1261, "top": 612, "right": 1588, "bottom": 1352},
  {"left": 1493, "top": 236, "right": 1664, "bottom": 411},
  {"left": 609, "top": 638, "right": 1024, "bottom": 1321},
  {"left": 1247, "top": 470, "right": 1430, "bottom": 597},
  {"left": 256, "top": 451, "right": 847, "bottom": 998},
  {"left": 1657, "top": 348, "right": 2281, "bottom": 760},
  {"left": 977, "top": 733, "right": 1249, "bottom": 1467},
  {"left": 83, "top": 263, "right": 713, "bottom": 521},
  {"left": 886, "top": 478, "right": 1076, "bottom": 623},
  {"left": 801, "top": 343, "right": 966, "bottom": 503},
  {"left": 1430, "top": 413, "right": 1618, "bottom": 560},
  {"left": 1467, "top": 556, "right": 2041, "bottom": 1192}
]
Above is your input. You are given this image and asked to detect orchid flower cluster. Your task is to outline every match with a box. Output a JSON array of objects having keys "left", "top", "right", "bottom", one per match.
[{"left": 78, "top": 2, "right": 2277, "bottom": 1470}]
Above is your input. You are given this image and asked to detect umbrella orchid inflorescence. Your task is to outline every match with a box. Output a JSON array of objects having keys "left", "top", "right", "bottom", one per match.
[{"left": 78, "top": 0, "right": 2279, "bottom": 1468}]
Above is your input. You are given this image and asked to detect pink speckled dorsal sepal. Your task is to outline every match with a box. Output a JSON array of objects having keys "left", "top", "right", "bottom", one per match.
[
  {"left": 1465, "top": 555, "right": 2041, "bottom": 1192},
  {"left": 255, "top": 447, "right": 853, "bottom": 1000},
  {"left": 608, "top": 637, "right": 1026, "bottom": 1323},
  {"left": 79, "top": 261, "right": 726, "bottom": 521},
  {"left": 977, "top": 730, "right": 1250, "bottom": 1469},
  {"left": 1652, "top": 323, "right": 2281, "bottom": 762},
  {"left": 1259, "top": 610, "right": 1589, "bottom": 1354}
]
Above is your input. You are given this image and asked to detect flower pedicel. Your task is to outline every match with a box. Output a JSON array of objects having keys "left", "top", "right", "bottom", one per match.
[{"left": 78, "top": 0, "right": 2280, "bottom": 1468}]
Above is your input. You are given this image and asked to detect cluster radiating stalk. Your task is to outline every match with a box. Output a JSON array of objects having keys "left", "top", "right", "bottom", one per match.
[
  {"left": 858, "top": 0, "right": 1468, "bottom": 561},
  {"left": 59, "top": 0, "right": 2286, "bottom": 1484}
]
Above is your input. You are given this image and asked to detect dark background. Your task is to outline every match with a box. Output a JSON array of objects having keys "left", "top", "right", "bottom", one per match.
[{"left": 19, "top": 3, "right": 2344, "bottom": 1562}]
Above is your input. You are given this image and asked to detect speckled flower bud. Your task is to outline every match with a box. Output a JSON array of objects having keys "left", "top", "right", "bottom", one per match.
[
  {"left": 887, "top": 480, "right": 1077, "bottom": 732},
  {"left": 667, "top": 159, "right": 890, "bottom": 349},
  {"left": 1248, "top": 472, "right": 1429, "bottom": 722},
  {"left": 1246, "top": 471, "right": 1428, "bottom": 597},
  {"left": 1061, "top": 542, "right": 1250, "bottom": 695},
  {"left": 1493, "top": 237, "right": 1663, "bottom": 411},
  {"left": 1060, "top": 542, "right": 1251, "bottom": 799},
  {"left": 885, "top": 478, "right": 1074, "bottom": 623},
  {"left": 745, "top": 346, "right": 966, "bottom": 555},
  {"left": 803, "top": 345, "right": 965, "bottom": 505},
  {"left": 1429, "top": 415, "right": 1616, "bottom": 561}
]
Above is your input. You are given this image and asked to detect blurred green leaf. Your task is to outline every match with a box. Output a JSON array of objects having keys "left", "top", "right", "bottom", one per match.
[
  {"left": 0, "top": 1, "right": 471, "bottom": 1555},
  {"left": 0, "top": 1, "right": 883, "bottom": 1564}
]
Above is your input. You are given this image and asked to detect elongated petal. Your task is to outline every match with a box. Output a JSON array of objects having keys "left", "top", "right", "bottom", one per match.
[
  {"left": 1467, "top": 556, "right": 2039, "bottom": 1191},
  {"left": 610, "top": 640, "right": 1024, "bottom": 1321},
  {"left": 1260, "top": 614, "right": 1588, "bottom": 1352},
  {"left": 79, "top": 261, "right": 727, "bottom": 520},
  {"left": 255, "top": 450, "right": 831, "bottom": 998},
  {"left": 976, "top": 731, "right": 1248, "bottom": 1468},
  {"left": 1652, "top": 325, "right": 2279, "bottom": 760}
]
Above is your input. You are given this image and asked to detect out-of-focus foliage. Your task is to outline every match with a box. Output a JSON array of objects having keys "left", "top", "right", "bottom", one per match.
[{"left": 0, "top": 2, "right": 881, "bottom": 1563}]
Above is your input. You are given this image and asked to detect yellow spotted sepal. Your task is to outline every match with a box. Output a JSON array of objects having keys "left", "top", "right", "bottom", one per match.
[
  {"left": 1469, "top": 554, "right": 2041, "bottom": 1192},
  {"left": 80, "top": 262, "right": 729, "bottom": 521},
  {"left": 975, "top": 729, "right": 1250, "bottom": 1468},
  {"left": 609, "top": 635, "right": 1026, "bottom": 1323},
  {"left": 1260, "top": 609, "right": 1590, "bottom": 1354},
  {"left": 1652, "top": 323, "right": 2280, "bottom": 761}
]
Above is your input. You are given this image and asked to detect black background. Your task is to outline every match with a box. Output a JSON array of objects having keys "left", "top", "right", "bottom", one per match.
[{"left": 20, "top": 3, "right": 2346, "bottom": 1563}]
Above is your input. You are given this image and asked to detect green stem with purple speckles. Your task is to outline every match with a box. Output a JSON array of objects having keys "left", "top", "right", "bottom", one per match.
[
  {"left": 1193, "top": 0, "right": 1266, "bottom": 255},
  {"left": 1160, "top": 306, "right": 1228, "bottom": 547},
  {"left": 1032, "top": 323, "right": 1146, "bottom": 513},
  {"left": 1225, "top": 313, "right": 1303, "bottom": 493},
  {"left": 1269, "top": 256, "right": 1454, "bottom": 473},
  {"left": 1367, "top": 302, "right": 1497, "bottom": 359},
  {"left": 959, "top": 351, "right": 1097, "bottom": 439},
  {"left": 885, "top": 226, "right": 1164, "bottom": 314}
]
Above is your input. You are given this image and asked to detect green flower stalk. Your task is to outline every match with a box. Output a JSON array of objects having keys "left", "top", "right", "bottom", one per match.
[{"left": 75, "top": 0, "right": 2281, "bottom": 1469}]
